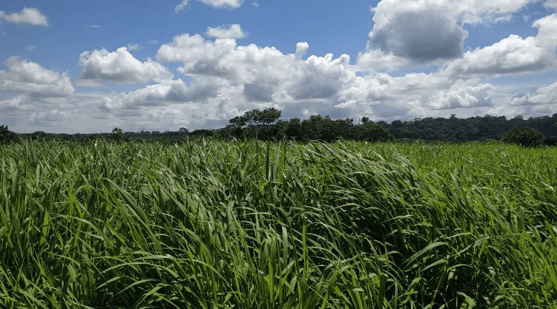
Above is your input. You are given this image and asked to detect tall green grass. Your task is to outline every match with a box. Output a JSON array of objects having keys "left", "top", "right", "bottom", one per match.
[{"left": 0, "top": 139, "right": 556, "bottom": 308}]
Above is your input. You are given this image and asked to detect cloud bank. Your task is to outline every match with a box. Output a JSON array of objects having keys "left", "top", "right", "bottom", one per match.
[{"left": 2, "top": 0, "right": 557, "bottom": 133}]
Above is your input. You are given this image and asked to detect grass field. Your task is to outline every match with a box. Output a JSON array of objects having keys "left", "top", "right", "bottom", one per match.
[{"left": 1, "top": 139, "right": 556, "bottom": 308}]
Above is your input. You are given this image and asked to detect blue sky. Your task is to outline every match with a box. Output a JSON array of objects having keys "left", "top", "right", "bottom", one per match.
[{"left": 1, "top": 0, "right": 557, "bottom": 133}]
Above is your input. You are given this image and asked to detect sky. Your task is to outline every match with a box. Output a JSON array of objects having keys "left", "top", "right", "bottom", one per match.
[{"left": 1, "top": 0, "right": 557, "bottom": 133}]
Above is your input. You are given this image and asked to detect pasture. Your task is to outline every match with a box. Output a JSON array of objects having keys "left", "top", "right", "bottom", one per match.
[{"left": 0, "top": 139, "right": 556, "bottom": 308}]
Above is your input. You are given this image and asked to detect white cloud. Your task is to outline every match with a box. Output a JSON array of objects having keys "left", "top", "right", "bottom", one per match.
[
  {"left": 294, "top": 42, "right": 309, "bottom": 60},
  {"left": 0, "top": 95, "right": 26, "bottom": 111},
  {"left": 23, "top": 2, "right": 552, "bottom": 133},
  {"left": 510, "top": 81, "right": 557, "bottom": 105},
  {"left": 151, "top": 28, "right": 505, "bottom": 125},
  {"left": 155, "top": 29, "right": 493, "bottom": 126},
  {"left": 29, "top": 109, "right": 71, "bottom": 126},
  {"left": 83, "top": 24, "right": 102, "bottom": 29},
  {"left": 206, "top": 24, "right": 246, "bottom": 39},
  {"left": 446, "top": 14, "right": 557, "bottom": 75},
  {"left": 0, "top": 7, "right": 48, "bottom": 27},
  {"left": 198, "top": 0, "right": 243, "bottom": 8},
  {"left": 175, "top": 0, "right": 242, "bottom": 13},
  {"left": 252, "top": 2, "right": 259, "bottom": 8},
  {"left": 78, "top": 47, "right": 173, "bottom": 85},
  {"left": 371, "top": 0, "right": 534, "bottom": 27},
  {"left": 157, "top": 33, "right": 356, "bottom": 103},
  {"left": 127, "top": 44, "right": 139, "bottom": 51},
  {"left": 174, "top": 0, "right": 189, "bottom": 14},
  {"left": 356, "top": 49, "right": 413, "bottom": 71},
  {"left": 358, "top": 0, "right": 537, "bottom": 69},
  {"left": 157, "top": 34, "right": 236, "bottom": 63},
  {"left": 447, "top": 35, "right": 548, "bottom": 75},
  {"left": 429, "top": 81, "right": 494, "bottom": 109},
  {"left": 98, "top": 77, "right": 247, "bottom": 131},
  {"left": 368, "top": 10, "right": 467, "bottom": 63},
  {"left": 0, "top": 56, "right": 74, "bottom": 98},
  {"left": 101, "top": 76, "right": 231, "bottom": 110},
  {"left": 546, "top": 0, "right": 557, "bottom": 9}
]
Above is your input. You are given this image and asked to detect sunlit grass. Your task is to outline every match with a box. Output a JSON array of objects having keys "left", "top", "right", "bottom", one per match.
[{"left": 0, "top": 139, "right": 556, "bottom": 308}]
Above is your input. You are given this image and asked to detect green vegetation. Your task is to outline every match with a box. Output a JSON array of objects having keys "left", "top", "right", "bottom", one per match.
[
  {"left": 12, "top": 111, "right": 557, "bottom": 145},
  {"left": 1, "top": 139, "right": 556, "bottom": 308},
  {"left": 0, "top": 125, "right": 18, "bottom": 145},
  {"left": 501, "top": 126, "right": 545, "bottom": 147}
]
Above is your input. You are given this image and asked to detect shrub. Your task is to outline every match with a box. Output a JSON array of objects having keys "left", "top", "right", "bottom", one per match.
[{"left": 501, "top": 126, "right": 544, "bottom": 147}]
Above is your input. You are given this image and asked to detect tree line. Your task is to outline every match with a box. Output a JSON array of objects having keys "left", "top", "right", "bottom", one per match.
[{"left": 2, "top": 109, "right": 557, "bottom": 146}]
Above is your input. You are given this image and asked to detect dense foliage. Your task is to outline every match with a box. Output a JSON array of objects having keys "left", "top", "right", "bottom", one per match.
[
  {"left": 383, "top": 114, "right": 557, "bottom": 144},
  {"left": 0, "top": 125, "right": 18, "bottom": 145},
  {"left": 1, "top": 139, "right": 556, "bottom": 308},
  {"left": 501, "top": 126, "right": 545, "bottom": 147}
]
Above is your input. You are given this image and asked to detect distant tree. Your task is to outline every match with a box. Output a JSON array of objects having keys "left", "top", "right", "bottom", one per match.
[
  {"left": 179, "top": 127, "right": 189, "bottom": 136},
  {"left": 0, "top": 125, "right": 18, "bottom": 145},
  {"left": 501, "top": 126, "right": 544, "bottom": 147},
  {"left": 357, "top": 122, "right": 394, "bottom": 142},
  {"left": 257, "top": 108, "right": 282, "bottom": 126},
  {"left": 285, "top": 118, "right": 302, "bottom": 139},
  {"left": 32, "top": 131, "right": 47, "bottom": 140},
  {"left": 229, "top": 108, "right": 282, "bottom": 128},
  {"left": 392, "top": 120, "right": 403, "bottom": 128},
  {"left": 111, "top": 127, "right": 123, "bottom": 141},
  {"left": 189, "top": 129, "right": 215, "bottom": 138}
]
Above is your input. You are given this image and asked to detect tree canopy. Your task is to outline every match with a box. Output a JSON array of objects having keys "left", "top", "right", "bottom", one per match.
[
  {"left": 229, "top": 108, "right": 282, "bottom": 127},
  {"left": 0, "top": 126, "right": 18, "bottom": 145}
]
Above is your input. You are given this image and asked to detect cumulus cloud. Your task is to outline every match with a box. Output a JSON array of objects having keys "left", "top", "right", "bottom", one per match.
[
  {"left": 78, "top": 47, "right": 172, "bottom": 85},
  {"left": 429, "top": 81, "right": 494, "bottom": 109},
  {"left": 0, "top": 95, "right": 27, "bottom": 112},
  {"left": 96, "top": 33, "right": 363, "bottom": 127},
  {"left": 368, "top": 11, "right": 467, "bottom": 63},
  {"left": 98, "top": 77, "right": 248, "bottom": 131},
  {"left": 0, "top": 7, "right": 48, "bottom": 27},
  {"left": 101, "top": 77, "right": 231, "bottom": 110},
  {"left": 510, "top": 81, "right": 557, "bottom": 105},
  {"left": 333, "top": 68, "right": 498, "bottom": 121},
  {"left": 358, "top": 0, "right": 536, "bottom": 69},
  {"left": 175, "top": 0, "right": 189, "bottom": 13},
  {"left": 447, "top": 35, "right": 548, "bottom": 75},
  {"left": 157, "top": 34, "right": 236, "bottom": 64},
  {"left": 286, "top": 54, "right": 353, "bottom": 100},
  {"left": 157, "top": 33, "right": 355, "bottom": 103},
  {"left": 356, "top": 49, "right": 413, "bottom": 71},
  {"left": 149, "top": 28, "right": 501, "bottom": 125},
  {"left": 447, "top": 14, "right": 557, "bottom": 75},
  {"left": 206, "top": 24, "right": 246, "bottom": 39},
  {"left": 0, "top": 56, "right": 74, "bottom": 97},
  {"left": 294, "top": 42, "right": 309, "bottom": 60},
  {"left": 84, "top": 5, "right": 557, "bottom": 131},
  {"left": 546, "top": 0, "right": 557, "bottom": 9},
  {"left": 29, "top": 109, "right": 71, "bottom": 126}
]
